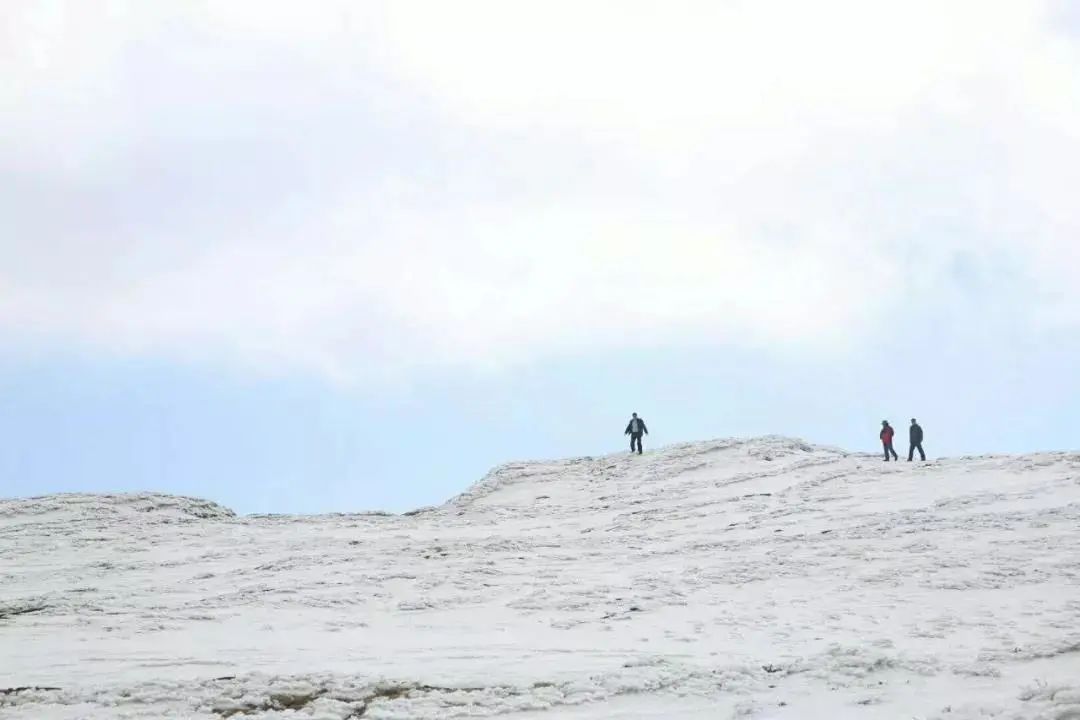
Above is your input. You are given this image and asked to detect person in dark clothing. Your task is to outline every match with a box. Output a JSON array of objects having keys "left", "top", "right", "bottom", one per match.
[
  {"left": 880, "top": 420, "right": 899, "bottom": 461},
  {"left": 908, "top": 418, "right": 926, "bottom": 461},
  {"left": 624, "top": 413, "right": 648, "bottom": 454}
]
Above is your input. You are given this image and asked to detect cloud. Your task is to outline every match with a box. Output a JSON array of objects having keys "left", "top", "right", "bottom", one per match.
[{"left": 1, "top": 1, "right": 1079, "bottom": 382}]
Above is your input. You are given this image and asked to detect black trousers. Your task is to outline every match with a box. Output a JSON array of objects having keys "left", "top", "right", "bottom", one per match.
[
  {"left": 883, "top": 441, "right": 898, "bottom": 461},
  {"left": 630, "top": 433, "right": 644, "bottom": 453},
  {"left": 908, "top": 443, "right": 926, "bottom": 461}
]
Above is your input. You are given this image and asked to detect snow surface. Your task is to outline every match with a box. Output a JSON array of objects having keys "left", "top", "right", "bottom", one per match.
[{"left": 2, "top": 436, "right": 1079, "bottom": 719}]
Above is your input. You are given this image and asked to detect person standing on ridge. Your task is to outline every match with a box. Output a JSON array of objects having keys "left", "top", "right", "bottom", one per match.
[
  {"left": 625, "top": 413, "right": 648, "bottom": 455},
  {"left": 908, "top": 418, "right": 926, "bottom": 461},
  {"left": 880, "top": 420, "right": 899, "bottom": 461}
]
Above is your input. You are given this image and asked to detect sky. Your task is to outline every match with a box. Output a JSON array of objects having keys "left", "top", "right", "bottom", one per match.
[{"left": 2, "top": 1, "right": 1079, "bottom": 514}]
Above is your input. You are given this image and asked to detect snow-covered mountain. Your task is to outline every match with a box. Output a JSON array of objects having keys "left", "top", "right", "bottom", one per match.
[{"left": 2, "top": 436, "right": 1079, "bottom": 719}]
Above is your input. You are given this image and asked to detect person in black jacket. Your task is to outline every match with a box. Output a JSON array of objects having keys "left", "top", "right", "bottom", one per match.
[
  {"left": 908, "top": 418, "right": 926, "bottom": 461},
  {"left": 624, "top": 413, "right": 648, "bottom": 454}
]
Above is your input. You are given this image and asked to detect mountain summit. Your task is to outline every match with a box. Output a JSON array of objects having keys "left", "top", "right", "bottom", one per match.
[{"left": 2, "top": 437, "right": 1079, "bottom": 719}]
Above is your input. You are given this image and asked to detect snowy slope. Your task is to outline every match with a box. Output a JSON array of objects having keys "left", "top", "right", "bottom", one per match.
[{"left": 2, "top": 437, "right": 1079, "bottom": 719}]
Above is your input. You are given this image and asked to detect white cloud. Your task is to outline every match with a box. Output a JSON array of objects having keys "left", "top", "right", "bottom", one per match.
[
  {"left": 376, "top": 1, "right": 979, "bottom": 128},
  {"left": 1, "top": 1, "right": 1079, "bottom": 382}
]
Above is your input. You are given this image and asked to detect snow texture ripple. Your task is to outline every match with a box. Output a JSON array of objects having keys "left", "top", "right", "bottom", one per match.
[{"left": 2, "top": 436, "right": 1079, "bottom": 718}]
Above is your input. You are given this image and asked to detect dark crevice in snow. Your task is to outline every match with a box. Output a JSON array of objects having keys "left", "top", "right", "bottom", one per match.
[
  {"left": 0, "top": 600, "right": 48, "bottom": 620},
  {"left": 209, "top": 681, "right": 566, "bottom": 718},
  {"left": 0, "top": 687, "right": 62, "bottom": 695}
]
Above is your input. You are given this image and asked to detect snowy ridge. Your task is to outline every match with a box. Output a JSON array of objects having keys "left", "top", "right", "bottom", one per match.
[
  {"left": 2, "top": 437, "right": 1079, "bottom": 719},
  {"left": 0, "top": 492, "right": 236, "bottom": 523}
]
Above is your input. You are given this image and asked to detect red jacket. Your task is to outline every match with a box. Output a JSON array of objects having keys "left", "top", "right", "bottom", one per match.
[{"left": 880, "top": 426, "right": 894, "bottom": 443}]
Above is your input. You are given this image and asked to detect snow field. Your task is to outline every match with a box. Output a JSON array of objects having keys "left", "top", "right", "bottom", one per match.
[{"left": 2, "top": 436, "right": 1079, "bottom": 718}]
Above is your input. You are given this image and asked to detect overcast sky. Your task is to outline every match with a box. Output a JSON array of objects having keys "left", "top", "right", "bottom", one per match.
[{"left": 2, "top": 2, "right": 1079, "bottom": 513}]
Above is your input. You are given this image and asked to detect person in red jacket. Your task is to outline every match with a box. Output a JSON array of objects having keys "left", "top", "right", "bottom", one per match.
[{"left": 880, "top": 420, "right": 899, "bottom": 461}]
